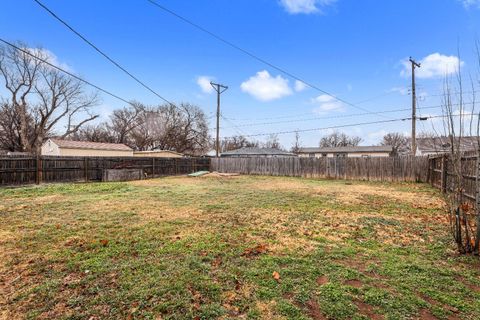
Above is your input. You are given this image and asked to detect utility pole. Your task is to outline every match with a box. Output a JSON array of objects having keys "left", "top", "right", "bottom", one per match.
[
  {"left": 210, "top": 82, "right": 228, "bottom": 157},
  {"left": 410, "top": 57, "right": 421, "bottom": 156}
]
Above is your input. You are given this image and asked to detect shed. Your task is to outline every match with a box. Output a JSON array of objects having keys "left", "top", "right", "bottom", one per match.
[
  {"left": 133, "top": 150, "right": 183, "bottom": 158},
  {"left": 41, "top": 139, "right": 133, "bottom": 157}
]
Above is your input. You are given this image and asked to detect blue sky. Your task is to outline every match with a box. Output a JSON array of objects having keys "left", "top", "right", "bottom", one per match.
[{"left": 1, "top": 0, "right": 480, "bottom": 148}]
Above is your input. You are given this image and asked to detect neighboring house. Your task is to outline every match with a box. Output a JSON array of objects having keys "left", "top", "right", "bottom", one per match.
[
  {"left": 41, "top": 138, "right": 133, "bottom": 157},
  {"left": 0, "top": 150, "right": 31, "bottom": 156},
  {"left": 133, "top": 150, "right": 183, "bottom": 158},
  {"left": 297, "top": 146, "right": 393, "bottom": 158},
  {"left": 220, "top": 147, "right": 297, "bottom": 158},
  {"left": 412, "top": 136, "right": 480, "bottom": 156}
]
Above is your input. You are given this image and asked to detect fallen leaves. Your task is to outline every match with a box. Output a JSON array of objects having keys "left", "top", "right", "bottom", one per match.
[
  {"left": 272, "top": 271, "right": 281, "bottom": 282},
  {"left": 242, "top": 244, "right": 267, "bottom": 257}
]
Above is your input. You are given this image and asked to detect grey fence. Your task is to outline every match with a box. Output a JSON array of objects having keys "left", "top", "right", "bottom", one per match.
[{"left": 211, "top": 156, "right": 430, "bottom": 182}]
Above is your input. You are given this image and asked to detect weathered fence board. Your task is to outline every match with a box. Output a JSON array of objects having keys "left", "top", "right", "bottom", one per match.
[
  {"left": 211, "top": 156, "right": 430, "bottom": 182},
  {"left": 428, "top": 154, "right": 478, "bottom": 205},
  {"left": 0, "top": 156, "right": 210, "bottom": 186}
]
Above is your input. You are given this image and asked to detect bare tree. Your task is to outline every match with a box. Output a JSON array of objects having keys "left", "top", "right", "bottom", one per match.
[
  {"left": 319, "top": 131, "right": 362, "bottom": 148},
  {"left": 32, "top": 64, "right": 99, "bottom": 153},
  {"left": 0, "top": 43, "right": 43, "bottom": 152},
  {"left": 0, "top": 42, "right": 99, "bottom": 154},
  {"left": 291, "top": 131, "right": 302, "bottom": 153},
  {"left": 126, "top": 103, "right": 210, "bottom": 154},
  {"left": 0, "top": 100, "right": 34, "bottom": 151},
  {"left": 381, "top": 132, "right": 409, "bottom": 154},
  {"left": 108, "top": 102, "right": 144, "bottom": 144},
  {"left": 220, "top": 135, "right": 259, "bottom": 152},
  {"left": 72, "top": 123, "right": 115, "bottom": 143},
  {"left": 263, "top": 134, "right": 283, "bottom": 150},
  {"left": 436, "top": 47, "right": 480, "bottom": 254}
]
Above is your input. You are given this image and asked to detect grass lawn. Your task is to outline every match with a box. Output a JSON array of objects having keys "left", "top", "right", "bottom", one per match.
[{"left": 1, "top": 175, "right": 480, "bottom": 320}]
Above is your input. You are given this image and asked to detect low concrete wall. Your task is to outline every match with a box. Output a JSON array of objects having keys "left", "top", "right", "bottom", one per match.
[{"left": 103, "top": 169, "right": 144, "bottom": 182}]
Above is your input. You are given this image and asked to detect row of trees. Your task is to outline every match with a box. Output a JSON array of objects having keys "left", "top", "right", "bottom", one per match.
[{"left": 73, "top": 103, "right": 210, "bottom": 155}]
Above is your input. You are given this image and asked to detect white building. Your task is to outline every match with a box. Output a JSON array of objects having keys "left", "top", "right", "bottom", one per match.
[{"left": 297, "top": 146, "right": 393, "bottom": 158}]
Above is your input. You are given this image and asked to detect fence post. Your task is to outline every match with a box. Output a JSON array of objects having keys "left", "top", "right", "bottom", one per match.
[
  {"left": 427, "top": 157, "right": 431, "bottom": 185},
  {"left": 36, "top": 155, "right": 42, "bottom": 184},
  {"left": 365, "top": 157, "right": 370, "bottom": 181},
  {"left": 441, "top": 155, "right": 447, "bottom": 193},
  {"left": 325, "top": 158, "right": 329, "bottom": 178},
  {"left": 152, "top": 157, "right": 155, "bottom": 178},
  {"left": 84, "top": 157, "right": 89, "bottom": 182}
]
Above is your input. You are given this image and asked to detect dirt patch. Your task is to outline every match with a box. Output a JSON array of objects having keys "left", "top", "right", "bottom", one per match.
[
  {"left": 316, "top": 276, "right": 329, "bottom": 285},
  {"left": 306, "top": 299, "right": 327, "bottom": 320},
  {"left": 202, "top": 172, "right": 241, "bottom": 178},
  {"left": 345, "top": 279, "right": 363, "bottom": 288},
  {"left": 419, "top": 308, "right": 438, "bottom": 320},
  {"left": 354, "top": 301, "right": 384, "bottom": 320}
]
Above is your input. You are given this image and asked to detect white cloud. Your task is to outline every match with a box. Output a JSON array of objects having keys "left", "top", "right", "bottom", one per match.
[
  {"left": 459, "top": 0, "right": 480, "bottom": 8},
  {"left": 279, "top": 0, "right": 337, "bottom": 14},
  {"left": 400, "top": 53, "right": 464, "bottom": 79},
  {"left": 311, "top": 94, "right": 344, "bottom": 113},
  {"left": 241, "top": 70, "right": 293, "bottom": 101},
  {"left": 196, "top": 76, "right": 215, "bottom": 94},
  {"left": 26, "top": 47, "right": 72, "bottom": 71},
  {"left": 295, "top": 80, "right": 308, "bottom": 92}
]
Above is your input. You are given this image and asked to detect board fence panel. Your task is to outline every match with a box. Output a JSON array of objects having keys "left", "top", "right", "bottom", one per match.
[
  {"left": 0, "top": 156, "right": 210, "bottom": 186},
  {"left": 211, "top": 156, "right": 429, "bottom": 182}
]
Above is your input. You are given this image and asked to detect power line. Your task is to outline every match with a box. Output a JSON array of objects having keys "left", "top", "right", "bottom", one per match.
[
  {"left": 220, "top": 108, "right": 414, "bottom": 129},
  {"left": 221, "top": 113, "right": 478, "bottom": 139},
  {"left": 146, "top": 0, "right": 388, "bottom": 117},
  {"left": 218, "top": 102, "right": 477, "bottom": 129},
  {"left": 0, "top": 38, "right": 135, "bottom": 107},
  {"left": 33, "top": 0, "right": 174, "bottom": 106},
  {"left": 220, "top": 114, "right": 248, "bottom": 136}
]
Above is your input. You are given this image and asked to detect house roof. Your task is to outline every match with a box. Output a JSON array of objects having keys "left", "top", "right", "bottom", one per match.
[
  {"left": 221, "top": 147, "right": 295, "bottom": 156},
  {"left": 298, "top": 146, "right": 393, "bottom": 153},
  {"left": 414, "top": 136, "right": 479, "bottom": 154},
  {"left": 133, "top": 150, "right": 183, "bottom": 156},
  {"left": 49, "top": 139, "right": 132, "bottom": 151}
]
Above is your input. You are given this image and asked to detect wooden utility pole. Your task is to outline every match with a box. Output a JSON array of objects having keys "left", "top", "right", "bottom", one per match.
[
  {"left": 210, "top": 82, "right": 228, "bottom": 157},
  {"left": 410, "top": 57, "right": 421, "bottom": 156}
]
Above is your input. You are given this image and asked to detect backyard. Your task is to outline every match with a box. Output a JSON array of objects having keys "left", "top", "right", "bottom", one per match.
[{"left": 1, "top": 175, "right": 480, "bottom": 320}]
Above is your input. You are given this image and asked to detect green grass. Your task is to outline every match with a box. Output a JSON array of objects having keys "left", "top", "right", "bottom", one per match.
[{"left": 1, "top": 175, "right": 480, "bottom": 319}]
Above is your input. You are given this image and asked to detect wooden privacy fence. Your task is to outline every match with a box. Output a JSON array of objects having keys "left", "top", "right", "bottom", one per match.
[
  {"left": 428, "top": 154, "right": 478, "bottom": 204},
  {"left": 0, "top": 156, "right": 210, "bottom": 186},
  {"left": 211, "top": 156, "right": 429, "bottom": 182}
]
